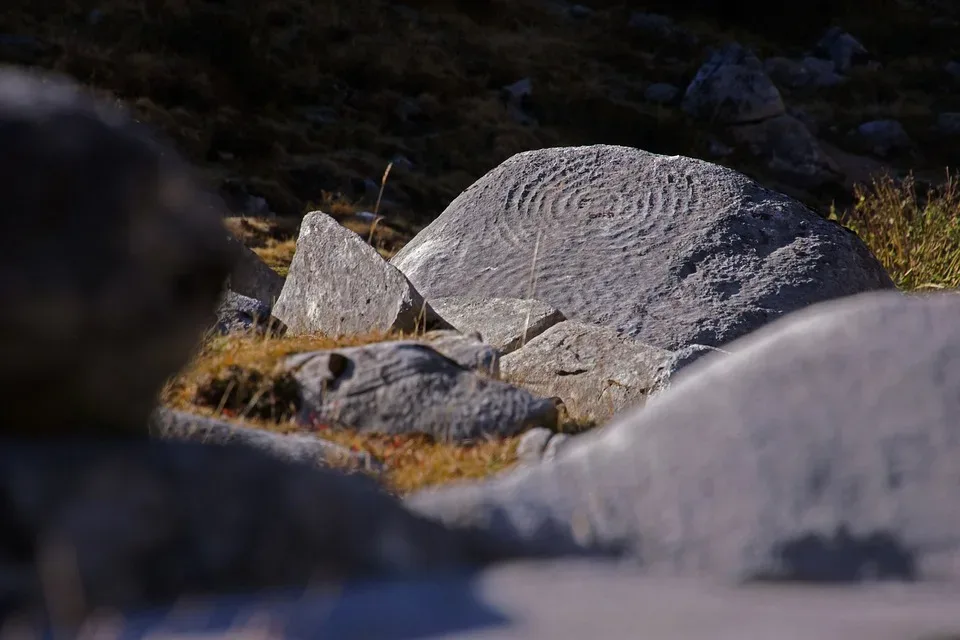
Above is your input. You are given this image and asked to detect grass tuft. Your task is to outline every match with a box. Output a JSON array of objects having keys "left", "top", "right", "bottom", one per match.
[{"left": 830, "top": 173, "right": 960, "bottom": 290}]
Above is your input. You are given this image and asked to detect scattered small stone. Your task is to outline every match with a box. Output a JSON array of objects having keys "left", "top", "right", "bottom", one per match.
[
  {"left": 816, "top": 26, "right": 870, "bottom": 73},
  {"left": 851, "top": 119, "right": 913, "bottom": 157},
  {"left": 946, "top": 61, "right": 960, "bottom": 82},
  {"left": 644, "top": 82, "right": 680, "bottom": 105},
  {"left": 936, "top": 113, "right": 960, "bottom": 136},
  {"left": 763, "top": 56, "right": 845, "bottom": 89},
  {"left": 682, "top": 43, "right": 785, "bottom": 124}
]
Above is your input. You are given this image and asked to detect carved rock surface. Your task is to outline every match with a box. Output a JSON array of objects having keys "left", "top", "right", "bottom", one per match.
[{"left": 391, "top": 145, "right": 893, "bottom": 351}]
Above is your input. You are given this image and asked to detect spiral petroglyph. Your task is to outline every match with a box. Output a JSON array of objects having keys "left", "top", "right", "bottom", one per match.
[{"left": 391, "top": 145, "right": 893, "bottom": 350}]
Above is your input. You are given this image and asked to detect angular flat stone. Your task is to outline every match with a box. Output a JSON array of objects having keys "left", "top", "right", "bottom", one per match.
[
  {"left": 429, "top": 297, "right": 566, "bottom": 355},
  {"left": 284, "top": 341, "right": 561, "bottom": 442},
  {"left": 682, "top": 43, "right": 785, "bottom": 124},
  {"left": 409, "top": 291, "right": 960, "bottom": 583},
  {"left": 390, "top": 145, "right": 893, "bottom": 351},
  {"left": 0, "top": 67, "right": 236, "bottom": 435},
  {"left": 148, "top": 408, "right": 379, "bottom": 472},
  {"left": 501, "top": 321, "right": 675, "bottom": 422},
  {"left": 57, "top": 560, "right": 960, "bottom": 639},
  {"left": 273, "top": 211, "right": 448, "bottom": 336}
]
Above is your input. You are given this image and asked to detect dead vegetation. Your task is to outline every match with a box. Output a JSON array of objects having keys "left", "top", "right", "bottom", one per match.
[{"left": 3, "top": 0, "right": 956, "bottom": 224}]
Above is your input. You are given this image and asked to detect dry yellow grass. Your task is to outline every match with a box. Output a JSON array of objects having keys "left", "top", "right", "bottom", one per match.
[
  {"left": 829, "top": 173, "right": 960, "bottom": 290},
  {"left": 162, "top": 329, "right": 524, "bottom": 494}
]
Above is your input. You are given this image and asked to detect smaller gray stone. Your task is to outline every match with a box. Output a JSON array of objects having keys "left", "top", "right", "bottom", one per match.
[
  {"left": 421, "top": 329, "right": 500, "bottom": 377},
  {"left": 272, "top": 211, "right": 448, "bottom": 336},
  {"left": 568, "top": 4, "right": 592, "bottom": 18},
  {"left": 800, "top": 56, "right": 847, "bottom": 87},
  {"left": 214, "top": 289, "right": 286, "bottom": 336},
  {"left": 502, "top": 78, "right": 532, "bottom": 104},
  {"left": 517, "top": 427, "right": 554, "bottom": 463},
  {"left": 816, "top": 27, "right": 870, "bottom": 73},
  {"left": 644, "top": 83, "right": 680, "bottom": 105},
  {"left": 936, "top": 113, "right": 960, "bottom": 136},
  {"left": 852, "top": 119, "right": 913, "bottom": 157},
  {"left": 501, "top": 321, "right": 673, "bottom": 422},
  {"left": 430, "top": 297, "right": 566, "bottom": 355},
  {"left": 148, "top": 408, "right": 379, "bottom": 472},
  {"left": 730, "top": 114, "right": 840, "bottom": 187},
  {"left": 707, "top": 136, "right": 734, "bottom": 157},
  {"left": 683, "top": 43, "right": 785, "bottom": 124},
  {"left": 284, "top": 341, "right": 560, "bottom": 442}
]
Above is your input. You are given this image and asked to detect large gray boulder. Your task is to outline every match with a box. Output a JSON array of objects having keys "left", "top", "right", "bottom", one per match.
[
  {"left": 0, "top": 440, "right": 498, "bottom": 623},
  {"left": 409, "top": 291, "right": 960, "bottom": 582},
  {"left": 390, "top": 145, "right": 893, "bottom": 351},
  {"left": 283, "top": 341, "right": 561, "bottom": 442},
  {"left": 273, "top": 211, "right": 448, "bottom": 336},
  {"left": 500, "top": 321, "right": 673, "bottom": 422},
  {"left": 0, "top": 66, "right": 236, "bottom": 435}
]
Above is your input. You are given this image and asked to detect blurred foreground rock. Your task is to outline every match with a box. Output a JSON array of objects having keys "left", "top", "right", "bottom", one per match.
[{"left": 0, "top": 65, "right": 236, "bottom": 435}]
